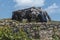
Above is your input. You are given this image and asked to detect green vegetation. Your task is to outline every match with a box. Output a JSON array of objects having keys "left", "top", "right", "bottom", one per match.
[
  {"left": 52, "top": 34, "right": 60, "bottom": 40},
  {"left": 0, "top": 26, "right": 32, "bottom": 40}
]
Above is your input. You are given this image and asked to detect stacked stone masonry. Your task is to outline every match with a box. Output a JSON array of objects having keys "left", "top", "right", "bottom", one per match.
[{"left": 0, "top": 20, "right": 60, "bottom": 40}]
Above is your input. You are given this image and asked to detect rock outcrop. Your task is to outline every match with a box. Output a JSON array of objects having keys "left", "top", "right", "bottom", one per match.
[{"left": 12, "top": 7, "right": 51, "bottom": 22}]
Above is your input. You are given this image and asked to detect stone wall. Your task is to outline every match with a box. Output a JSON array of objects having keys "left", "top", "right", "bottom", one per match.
[
  {"left": 0, "top": 20, "right": 60, "bottom": 40},
  {"left": 19, "top": 23, "right": 60, "bottom": 40}
]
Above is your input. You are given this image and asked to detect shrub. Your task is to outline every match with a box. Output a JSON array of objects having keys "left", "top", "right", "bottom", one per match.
[{"left": 0, "top": 26, "right": 32, "bottom": 40}]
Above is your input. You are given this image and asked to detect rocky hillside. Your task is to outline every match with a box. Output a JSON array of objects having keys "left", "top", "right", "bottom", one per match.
[{"left": 0, "top": 19, "right": 60, "bottom": 40}]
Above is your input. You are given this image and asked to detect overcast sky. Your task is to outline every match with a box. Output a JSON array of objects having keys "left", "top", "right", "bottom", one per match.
[{"left": 0, "top": 0, "right": 60, "bottom": 21}]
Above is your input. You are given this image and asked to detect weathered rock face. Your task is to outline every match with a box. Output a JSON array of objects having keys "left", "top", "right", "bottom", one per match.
[
  {"left": 12, "top": 7, "right": 33, "bottom": 22},
  {"left": 12, "top": 7, "right": 51, "bottom": 22},
  {"left": 0, "top": 19, "right": 60, "bottom": 40}
]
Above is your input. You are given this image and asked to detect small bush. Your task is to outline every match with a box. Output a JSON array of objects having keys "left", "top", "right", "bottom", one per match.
[{"left": 0, "top": 26, "right": 32, "bottom": 40}]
